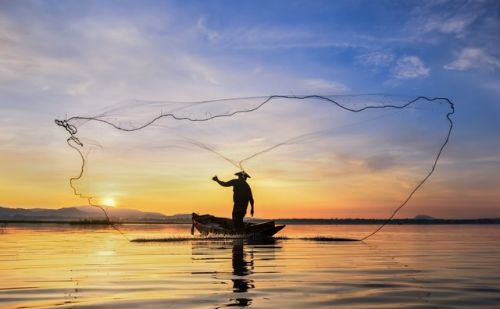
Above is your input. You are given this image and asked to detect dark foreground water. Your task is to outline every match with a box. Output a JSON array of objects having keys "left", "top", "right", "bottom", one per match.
[{"left": 1, "top": 224, "right": 499, "bottom": 308}]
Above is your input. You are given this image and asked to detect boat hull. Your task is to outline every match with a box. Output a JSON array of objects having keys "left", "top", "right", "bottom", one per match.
[{"left": 192, "top": 213, "right": 285, "bottom": 238}]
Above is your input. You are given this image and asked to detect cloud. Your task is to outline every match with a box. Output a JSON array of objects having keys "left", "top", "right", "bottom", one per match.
[
  {"left": 189, "top": 16, "right": 366, "bottom": 51},
  {"left": 444, "top": 48, "right": 500, "bottom": 71},
  {"left": 181, "top": 55, "right": 220, "bottom": 85},
  {"left": 484, "top": 80, "right": 500, "bottom": 93},
  {"left": 420, "top": 14, "right": 479, "bottom": 36},
  {"left": 357, "top": 51, "right": 394, "bottom": 67},
  {"left": 301, "top": 79, "right": 349, "bottom": 93},
  {"left": 196, "top": 17, "right": 219, "bottom": 44},
  {"left": 411, "top": 0, "right": 487, "bottom": 38},
  {"left": 392, "top": 56, "right": 430, "bottom": 80},
  {"left": 0, "top": 10, "right": 238, "bottom": 103},
  {"left": 364, "top": 154, "right": 397, "bottom": 172},
  {"left": 231, "top": 29, "right": 362, "bottom": 50}
]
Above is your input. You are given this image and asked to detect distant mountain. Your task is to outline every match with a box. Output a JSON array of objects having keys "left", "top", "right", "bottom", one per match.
[
  {"left": 413, "top": 214, "right": 434, "bottom": 220},
  {"left": 167, "top": 213, "right": 194, "bottom": 220},
  {"left": 75, "top": 206, "right": 169, "bottom": 221},
  {"left": 0, "top": 205, "right": 189, "bottom": 222},
  {"left": 2, "top": 207, "right": 498, "bottom": 224},
  {"left": 0, "top": 206, "right": 86, "bottom": 221}
]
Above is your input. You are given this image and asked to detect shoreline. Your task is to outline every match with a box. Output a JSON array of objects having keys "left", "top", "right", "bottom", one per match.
[{"left": 1, "top": 218, "right": 500, "bottom": 225}]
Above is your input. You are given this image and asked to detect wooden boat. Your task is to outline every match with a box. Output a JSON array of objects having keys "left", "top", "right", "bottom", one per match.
[{"left": 191, "top": 213, "right": 285, "bottom": 238}]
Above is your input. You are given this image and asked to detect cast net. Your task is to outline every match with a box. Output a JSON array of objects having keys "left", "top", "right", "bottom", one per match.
[{"left": 55, "top": 95, "right": 454, "bottom": 241}]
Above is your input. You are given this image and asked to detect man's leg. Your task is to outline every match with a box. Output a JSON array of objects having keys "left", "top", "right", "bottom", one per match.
[
  {"left": 232, "top": 203, "right": 246, "bottom": 232},
  {"left": 232, "top": 210, "right": 244, "bottom": 232}
]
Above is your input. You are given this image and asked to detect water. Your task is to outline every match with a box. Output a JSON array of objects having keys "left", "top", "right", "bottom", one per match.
[{"left": 1, "top": 224, "right": 499, "bottom": 308}]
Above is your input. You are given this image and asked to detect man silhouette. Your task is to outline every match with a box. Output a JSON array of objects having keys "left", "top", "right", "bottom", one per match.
[{"left": 212, "top": 171, "right": 254, "bottom": 232}]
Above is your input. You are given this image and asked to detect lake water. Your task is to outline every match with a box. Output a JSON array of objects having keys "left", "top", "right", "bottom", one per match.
[{"left": 1, "top": 224, "right": 499, "bottom": 308}]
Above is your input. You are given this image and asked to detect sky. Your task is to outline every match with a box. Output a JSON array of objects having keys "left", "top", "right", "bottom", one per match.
[{"left": 1, "top": 0, "right": 499, "bottom": 218}]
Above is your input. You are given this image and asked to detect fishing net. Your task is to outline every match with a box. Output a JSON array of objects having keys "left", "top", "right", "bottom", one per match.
[{"left": 55, "top": 95, "right": 454, "bottom": 240}]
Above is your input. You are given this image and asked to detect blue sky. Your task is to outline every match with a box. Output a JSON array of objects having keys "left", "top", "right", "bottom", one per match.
[{"left": 0, "top": 0, "right": 499, "bottom": 217}]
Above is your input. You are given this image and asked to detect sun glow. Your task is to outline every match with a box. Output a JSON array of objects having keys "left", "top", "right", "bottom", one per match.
[{"left": 102, "top": 197, "right": 117, "bottom": 207}]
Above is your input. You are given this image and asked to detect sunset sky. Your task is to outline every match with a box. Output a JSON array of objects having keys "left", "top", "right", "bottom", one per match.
[{"left": 1, "top": 0, "right": 499, "bottom": 219}]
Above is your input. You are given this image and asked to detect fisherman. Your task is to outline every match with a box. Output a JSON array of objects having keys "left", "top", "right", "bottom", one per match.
[{"left": 212, "top": 171, "right": 254, "bottom": 232}]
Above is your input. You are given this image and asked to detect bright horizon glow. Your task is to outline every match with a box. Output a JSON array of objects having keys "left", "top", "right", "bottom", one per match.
[{"left": 101, "top": 197, "right": 117, "bottom": 208}]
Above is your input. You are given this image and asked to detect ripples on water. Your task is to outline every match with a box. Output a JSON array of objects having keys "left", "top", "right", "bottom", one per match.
[{"left": 1, "top": 224, "right": 499, "bottom": 308}]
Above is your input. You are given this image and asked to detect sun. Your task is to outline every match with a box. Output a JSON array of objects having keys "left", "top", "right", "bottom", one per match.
[{"left": 102, "top": 197, "right": 117, "bottom": 207}]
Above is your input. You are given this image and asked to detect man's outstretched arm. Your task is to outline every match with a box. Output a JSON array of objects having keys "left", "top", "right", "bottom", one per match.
[{"left": 212, "top": 176, "right": 233, "bottom": 187}]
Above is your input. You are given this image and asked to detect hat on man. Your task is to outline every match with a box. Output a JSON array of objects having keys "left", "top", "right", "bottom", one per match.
[{"left": 234, "top": 171, "right": 251, "bottom": 178}]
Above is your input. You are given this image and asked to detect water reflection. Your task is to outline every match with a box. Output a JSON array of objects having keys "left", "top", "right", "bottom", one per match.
[
  {"left": 4, "top": 225, "right": 499, "bottom": 308},
  {"left": 229, "top": 241, "right": 254, "bottom": 307},
  {"left": 192, "top": 239, "right": 279, "bottom": 308}
]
